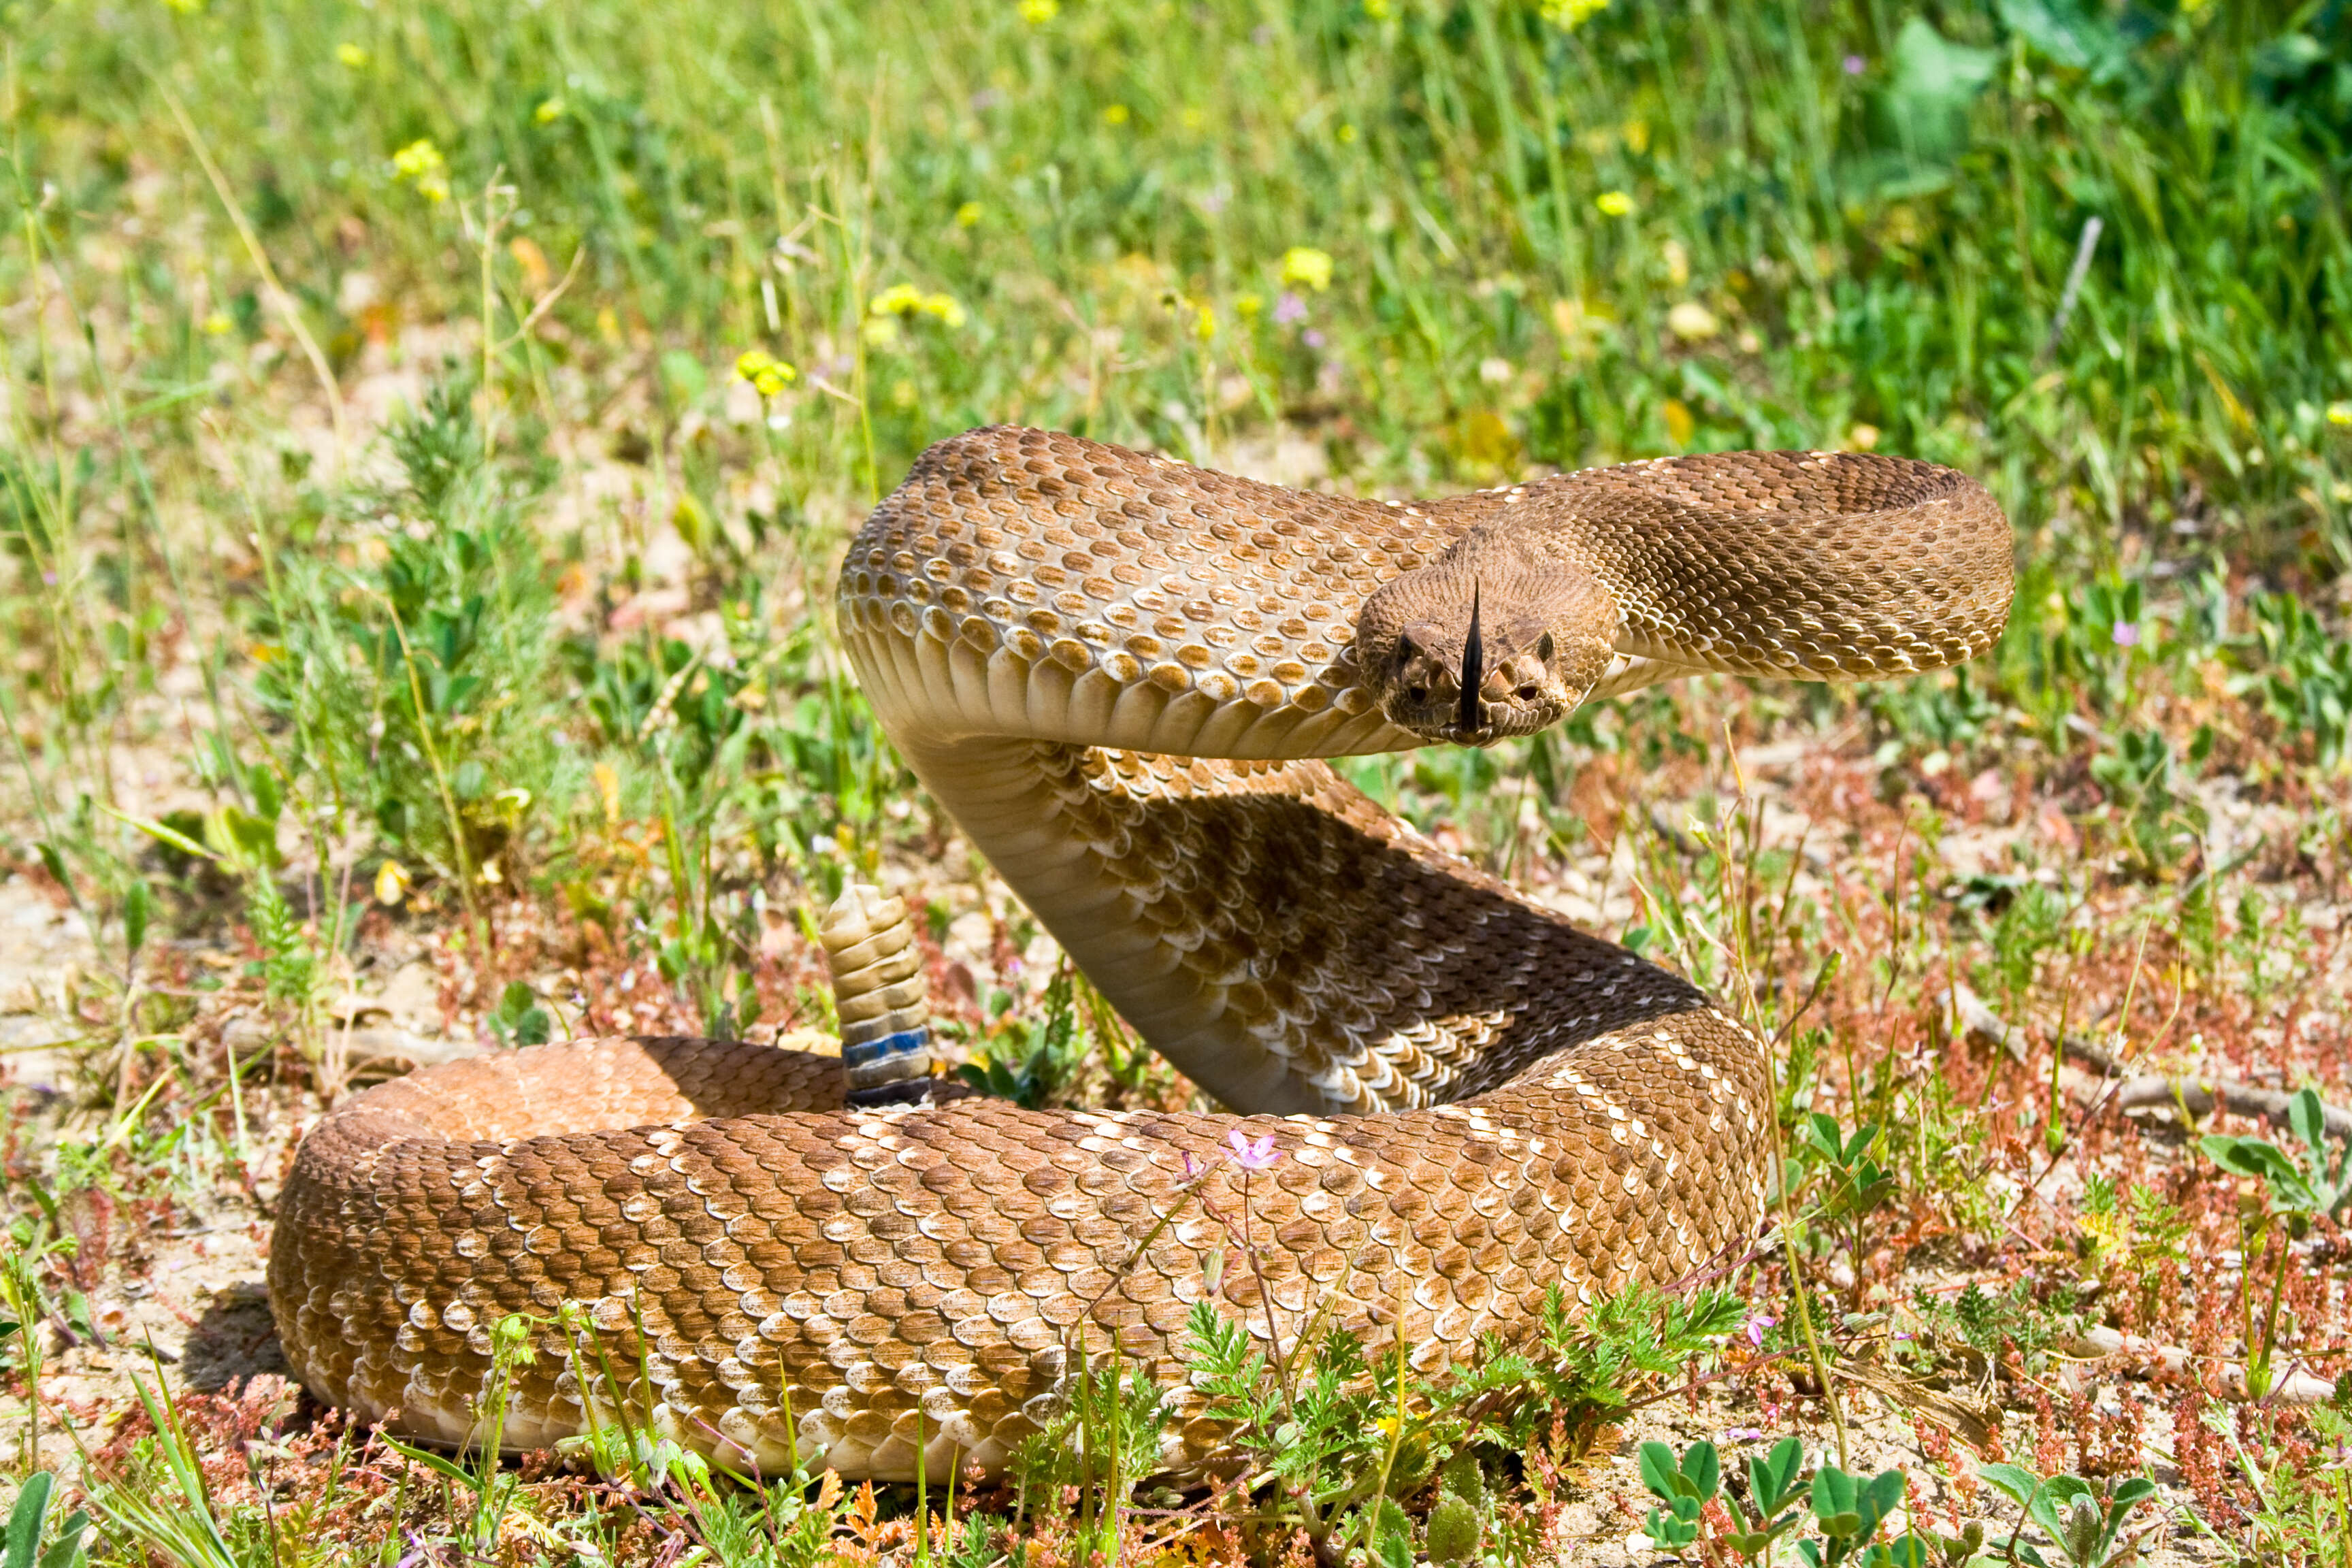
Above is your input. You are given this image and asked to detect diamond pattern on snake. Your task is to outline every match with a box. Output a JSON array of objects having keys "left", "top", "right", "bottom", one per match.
[{"left": 270, "top": 426, "right": 2012, "bottom": 1481}]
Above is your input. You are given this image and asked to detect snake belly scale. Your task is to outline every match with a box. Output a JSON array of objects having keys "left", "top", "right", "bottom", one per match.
[{"left": 270, "top": 427, "right": 2012, "bottom": 1481}]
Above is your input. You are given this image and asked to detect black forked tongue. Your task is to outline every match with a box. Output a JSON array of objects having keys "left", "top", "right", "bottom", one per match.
[{"left": 1458, "top": 583, "right": 1484, "bottom": 736}]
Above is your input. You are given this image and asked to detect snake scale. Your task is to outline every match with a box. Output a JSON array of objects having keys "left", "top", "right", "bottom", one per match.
[{"left": 270, "top": 427, "right": 2012, "bottom": 1481}]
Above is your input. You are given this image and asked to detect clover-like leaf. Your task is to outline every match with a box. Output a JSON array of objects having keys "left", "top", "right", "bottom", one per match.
[
  {"left": 1680, "top": 1439, "right": 1720, "bottom": 1503},
  {"left": 1750, "top": 1436, "right": 1810, "bottom": 1516},
  {"left": 1855, "top": 1467, "right": 1906, "bottom": 1543}
]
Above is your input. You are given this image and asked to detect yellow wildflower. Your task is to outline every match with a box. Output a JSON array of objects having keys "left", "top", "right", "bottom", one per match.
[
  {"left": 535, "top": 98, "right": 566, "bottom": 125},
  {"left": 2328, "top": 401, "right": 2352, "bottom": 427},
  {"left": 1018, "top": 0, "right": 1058, "bottom": 21},
  {"left": 1539, "top": 0, "right": 1610, "bottom": 27},
  {"left": 336, "top": 42, "right": 368, "bottom": 68},
  {"left": 869, "top": 284, "right": 965, "bottom": 329},
  {"left": 956, "top": 201, "right": 983, "bottom": 228},
  {"left": 1103, "top": 103, "right": 1130, "bottom": 126},
  {"left": 1665, "top": 301, "right": 1719, "bottom": 342},
  {"left": 735, "top": 350, "right": 798, "bottom": 397},
  {"left": 391, "top": 139, "right": 451, "bottom": 203},
  {"left": 593, "top": 762, "right": 621, "bottom": 827},
  {"left": 1280, "top": 246, "right": 1334, "bottom": 293},
  {"left": 201, "top": 311, "right": 233, "bottom": 336},
  {"left": 374, "top": 861, "right": 410, "bottom": 906},
  {"left": 1595, "top": 189, "right": 1633, "bottom": 217}
]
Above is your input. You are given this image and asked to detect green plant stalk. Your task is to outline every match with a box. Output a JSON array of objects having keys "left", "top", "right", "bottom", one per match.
[
  {"left": 72, "top": 1351, "right": 243, "bottom": 1568},
  {"left": 1358, "top": 1273, "right": 1413, "bottom": 1568},
  {"left": 478, "top": 177, "right": 500, "bottom": 470},
  {"left": 2, "top": 146, "right": 115, "bottom": 800},
  {"left": 2249, "top": 1221, "right": 2291, "bottom": 1401},
  {"left": 148, "top": 75, "right": 348, "bottom": 470},
  {"left": 1102, "top": 1340, "right": 1122, "bottom": 1568},
  {"left": 223, "top": 1022, "right": 251, "bottom": 1171},
  {"left": 1774, "top": 1134, "right": 1846, "bottom": 1467},
  {"left": 941, "top": 1435, "right": 960, "bottom": 1567},
  {"left": 2, "top": 1247, "right": 46, "bottom": 1474},
  {"left": 1073, "top": 1329, "right": 1096, "bottom": 1556},
  {"left": 229, "top": 438, "right": 365, "bottom": 1068},
  {"left": 377, "top": 591, "right": 487, "bottom": 950},
  {"left": 915, "top": 1399, "right": 929, "bottom": 1568},
  {"left": 561, "top": 1301, "right": 634, "bottom": 1475},
  {"left": 78, "top": 323, "right": 233, "bottom": 783},
  {"left": 1716, "top": 740, "right": 1843, "bottom": 1455},
  {"left": 466, "top": 1319, "right": 530, "bottom": 1552},
  {"left": 1231, "top": 1160, "right": 1330, "bottom": 1541}
]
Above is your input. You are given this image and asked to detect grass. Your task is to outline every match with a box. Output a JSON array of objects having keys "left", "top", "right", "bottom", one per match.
[{"left": 4, "top": 0, "right": 2352, "bottom": 1561}]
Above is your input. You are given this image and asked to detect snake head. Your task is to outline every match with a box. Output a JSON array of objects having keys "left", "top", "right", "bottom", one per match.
[{"left": 1356, "top": 537, "right": 1620, "bottom": 745}]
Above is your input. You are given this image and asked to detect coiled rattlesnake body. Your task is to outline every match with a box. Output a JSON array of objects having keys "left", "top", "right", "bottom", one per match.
[{"left": 270, "top": 428, "right": 2010, "bottom": 1480}]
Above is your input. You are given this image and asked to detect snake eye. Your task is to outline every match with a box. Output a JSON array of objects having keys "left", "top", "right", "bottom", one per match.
[{"left": 1536, "top": 632, "right": 1555, "bottom": 661}]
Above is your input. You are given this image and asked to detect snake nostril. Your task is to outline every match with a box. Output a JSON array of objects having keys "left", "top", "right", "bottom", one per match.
[{"left": 1406, "top": 685, "right": 1427, "bottom": 704}]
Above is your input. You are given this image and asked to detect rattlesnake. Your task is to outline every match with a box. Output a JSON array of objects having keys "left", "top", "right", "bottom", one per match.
[{"left": 270, "top": 427, "right": 2010, "bottom": 1480}]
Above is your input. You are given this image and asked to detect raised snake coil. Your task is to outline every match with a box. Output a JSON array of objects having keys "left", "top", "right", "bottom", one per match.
[{"left": 270, "top": 428, "right": 2012, "bottom": 1481}]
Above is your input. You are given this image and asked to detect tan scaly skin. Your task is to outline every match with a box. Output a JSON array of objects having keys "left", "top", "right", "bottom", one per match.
[{"left": 269, "top": 427, "right": 2012, "bottom": 1482}]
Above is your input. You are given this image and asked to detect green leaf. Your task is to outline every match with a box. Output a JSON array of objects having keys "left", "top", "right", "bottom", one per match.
[
  {"left": 1680, "top": 1439, "right": 1720, "bottom": 1502},
  {"left": 1750, "top": 1436, "right": 1808, "bottom": 1514},
  {"left": 2288, "top": 1088, "right": 2325, "bottom": 1159},
  {"left": 34, "top": 843, "right": 71, "bottom": 900},
  {"left": 1867, "top": 1535, "right": 1932, "bottom": 1568},
  {"left": 2199, "top": 1133, "right": 2299, "bottom": 1184},
  {"left": 38, "top": 1507, "right": 89, "bottom": 1568},
  {"left": 1997, "top": 0, "right": 2134, "bottom": 82},
  {"left": 1814, "top": 1463, "right": 1861, "bottom": 1535},
  {"left": 123, "top": 879, "right": 153, "bottom": 960},
  {"left": 101, "top": 805, "right": 218, "bottom": 862},
  {"left": 1855, "top": 1468, "right": 1906, "bottom": 1541},
  {"left": 6, "top": 1473, "right": 55, "bottom": 1568},
  {"left": 1639, "top": 1441, "right": 1688, "bottom": 1501},
  {"left": 1645, "top": 1501, "right": 1701, "bottom": 1548},
  {"left": 1977, "top": 1463, "right": 2067, "bottom": 1546},
  {"left": 216, "top": 805, "right": 280, "bottom": 868},
  {"left": 1874, "top": 16, "right": 1997, "bottom": 162},
  {"left": 381, "top": 1435, "right": 485, "bottom": 1491},
  {"left": 1974, "top": 1462, "right": 2043, "bottom": 1507},
  {"left": 1425, "top": 1492, "right": 1481, "bottom": 1565},
  {"left": 250, "top": 766, "right": 282, "bottom": 824},
  {"left": 2200, "top": 1133, "right": 2324, "bottom": 1214}
]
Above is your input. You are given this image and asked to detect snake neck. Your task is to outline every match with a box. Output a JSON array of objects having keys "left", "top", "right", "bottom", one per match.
[{"left": 888, "top": 729, "right": 1720, "bottom": 1118}]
